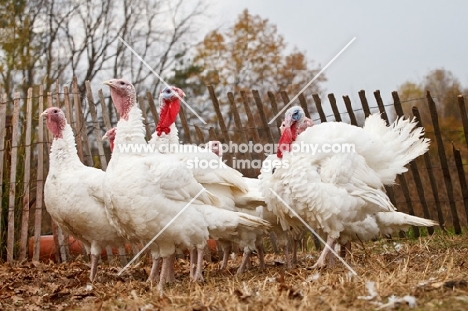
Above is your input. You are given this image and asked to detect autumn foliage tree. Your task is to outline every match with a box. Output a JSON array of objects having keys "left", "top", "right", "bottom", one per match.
[
  {"left": 170, "top": 9, "right": 325, "bottom": 133},
  {"left": 398, "top": 68, "right": 467, "bottom": 157}
]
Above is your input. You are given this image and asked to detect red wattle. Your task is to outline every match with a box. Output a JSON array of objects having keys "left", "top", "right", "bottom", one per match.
[
  {"left": 110, "top": 139, "right": 115, "bottom": 152},
  {"left": 276, "top": 123, "right": 298, "bottom": 158},
  {"left": 156, "top": 99, "right": 180, "bottom": 136},
  {"left": 277, "top": 127, "right": 293, "bottom": 158}
]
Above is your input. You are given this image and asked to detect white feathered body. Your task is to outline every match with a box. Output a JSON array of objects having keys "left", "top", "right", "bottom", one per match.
[
  {"left": 149, "top": 133, "right": 270, "bottom": 253},
  {"left": 104, "top": 107, "right": 270, "bottom": 258},
  {"left": 44, "top": 124, "right": 126, "bottom": 255},
  {"left": 261, "top": 114, "right": 432, "bottom": 243}
]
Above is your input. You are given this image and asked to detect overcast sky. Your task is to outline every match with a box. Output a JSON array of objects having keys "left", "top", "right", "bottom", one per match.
[{"left": 207, "top": 1, "right": 468, "bottom": 104}]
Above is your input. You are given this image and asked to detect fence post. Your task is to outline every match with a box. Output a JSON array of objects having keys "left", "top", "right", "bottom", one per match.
[
  {"left": 7, "top": 93, "right": 21, "bottom": 262},
  {"left": 298, "top": 94, "right": 311, "bottom": 119},
  {"left": 412, "top": 107, "right": 445, "bottom": 230},
  {"left": 343, "top": 96, "right": 358, "bottom": 126},
  {"left": 267, "top": 92, "right": 283, "bottom": 137},
  {"left": 178, "top": 105, "right": 193, "bottom": 144},
  {"left": 227, "top": 92, "right": 255, "bottom": 176},
  {"left": 138, "top": 96, "right": 152, "bottom": 141},
  {"left": 392, "top": 91, "right": 421, "bottom": 237},
  {"left": 33, "top": 86, "right": 45, "bottom": 261},
  {"left": 358, "top": 90, "right": 371, "bottom": 117},
  {"left": 19, "top": 88, "right": 33, "bottom": 260},
  {"left": 146, "top": 91, "right": 159, "bottom": 126},
  {"left": 457, "top": 95, "right": 468, "bottom": 150},
  {"left": 72, "top": 77, "right": 94, "bottom": 167},
  {"left": 193, "top": 124, "right": 205, "bottom": 144},
  {"left": 208, "top": 85, "right": 231, "bottom": 142},
  {"left": 312, "top": 94, "right": 327, "bottom": 123},
  {"left": 252, "top": 90, "right": 274, "bottom": 144},
  {"left": 453, "top": 144, "right": 468, "bottom": 225},
  {"left": 0, "top": 94, "right": 7, "bottom": 248},
  {"left": 373, "top": 91, "right": 389, "bottom": 124},
  {"left": 328, "top": 94, "right": 342, "bottom": 122},
  {"left": 427, "top": 90, "right": 461, "bottom": 234}
]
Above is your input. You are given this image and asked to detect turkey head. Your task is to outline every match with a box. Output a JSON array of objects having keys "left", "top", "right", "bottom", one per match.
[
  {"left": 103, "top": 79, "right": 136, "bottom": 121},
  {"left": 156, "top": 86, "right": 185, "bottom": 136},
  {"left": 41, "top": 107, "right": 66, "bottom": 139}
]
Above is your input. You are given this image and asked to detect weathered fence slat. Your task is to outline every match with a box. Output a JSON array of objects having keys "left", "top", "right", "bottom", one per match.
[
  {"left": 298, "top": 94, "right": 311, "bottom": 119},
  {"left": 178, "top": 105, "right": 193, "bottom": 144},
  {"left": 7, "top": 93, "right": 21, "bottom": 262},
  {"left": 63, "top": 86, "right": 73, "bottom": 127},
  {"left": 412, "top": 107, "right": 445, "bottom": 229},
  {"left": 138, "top": 96, "right": 152, "bottom": 141},
  {"left": 208, "top": 85, "right": 231, "bottom": 142},
  {"left": 373, "top": 91, "right": 389, "bottom": 125},
  {"left": 55, "top": 81, "right": 62, "bottom": 108},
  {"left": 51, "top": 221, "right": 61, "bottom": 263},
  {"left": 457, "top": 95, "right": 468, "bottom": 150},
  {"left": 209, "top": 127, "right": 217, "bottom": 141},
  {"left": 99, "top": 90, "right": 112, "bottom": 130},
  {"left": 427, "top": 90, "right": 461, "bottom": 234},
  {"left": 86, "top": 82, "right": 107, "bottom": 171},
  {"left": 328, "top": 94, "right": 342, "bottom": 122},
  {"left": 267, "top": 92, "right": 283, "bottom": 137},
  {"left": 19, "top": 88, "right": 33, "bottom": 260},
  {"left": 253, "top": 90, "right": 274, "bottom": 144},
  {"left": 343, "top": 96, "right": 358, "bottom": 126},
  {"left": 358, "top": 90, "right": 371, "bottom": 117},
  {"left": 392, "top": 91, "right": 420, "bottom": 237},
  {"left": 406, "top": 107, "right": 434, "bottom": 235},
  {"left": 242, "top": 91, "right": 261, "bottom": 143},
  {"left": 72, "top": 78, "right": 93, "bottom": 167},
  {"left": 146, "top": 92, "right": 159, "bottom": 125},
  {"left": 194, "top": 124, "right": 205, "bottom": 144},
  {"left": 227, "top": 92, "right": 255, "bottom": 176},
  {"left": 33, "top": 86, "right": 45, "bottom": 261},
  {"left": 453, "top": 144, "right": 468, "bottom": 224},
  {"left": 0, "top": 94, "right": 8, "bottom": 246},
  {"left": 312, "top": 94, "right": 327, "bottom": 123}
]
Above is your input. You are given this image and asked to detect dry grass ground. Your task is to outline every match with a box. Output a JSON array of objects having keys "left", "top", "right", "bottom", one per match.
[{"left": 1, "top": 231, "right": 467, "bottom": 310}]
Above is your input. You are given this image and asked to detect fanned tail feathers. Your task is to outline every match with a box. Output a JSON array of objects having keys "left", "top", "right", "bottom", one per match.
[
  {"left": 364, "top": 114, "right": 430, "bottom": 184},
  {"left": 375, "top": 212, "right": 438, "bottom": 235}
]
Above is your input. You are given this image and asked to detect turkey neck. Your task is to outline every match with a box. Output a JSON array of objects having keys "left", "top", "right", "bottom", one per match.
[
  {"left": 48, "top": 124, "right": 82, "bottom": 170},
  {"left": 112, "top": 105, "right": 147, "bottom": 155}
]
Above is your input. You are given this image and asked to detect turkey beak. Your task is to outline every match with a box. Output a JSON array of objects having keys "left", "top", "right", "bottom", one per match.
[
  {"left": 102, "top": 133, "right": 109, "bottom": 140},
  {"left": 102, "top": 80, "right": 114, "bottom": 88},
  {"left": 40, "top": 111, "right": 48, "bottom": 118}
]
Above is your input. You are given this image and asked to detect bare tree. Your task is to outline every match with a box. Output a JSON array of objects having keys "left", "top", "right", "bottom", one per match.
[{"left": 0, "top": 0, "right": 207, "bottom": 99}]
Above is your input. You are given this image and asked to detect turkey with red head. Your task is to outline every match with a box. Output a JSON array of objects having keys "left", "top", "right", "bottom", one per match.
[
  {"left": 103, "top": 79, "right": 270, "bottom": 284},
  {"left": 261, "top": 106, "right": 437, "bottom": 268}
]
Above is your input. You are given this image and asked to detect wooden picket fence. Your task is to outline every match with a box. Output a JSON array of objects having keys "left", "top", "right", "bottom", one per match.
[{"left": 1, "top": 77, "right": 468, "bottom": 263}]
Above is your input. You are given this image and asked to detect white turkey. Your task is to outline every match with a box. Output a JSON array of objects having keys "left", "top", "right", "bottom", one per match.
[
  {"left": 42, "top": 107, "right": 127, "bottom": 281},
  {"left": 260, "top": 106, "right": 437, "bottom": 268},
  {"left": 102, "top": 79, "right": 270, "bottom": 283},
  {"left": 149, "top": 86, "right": 270, "bottom": 274}
]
